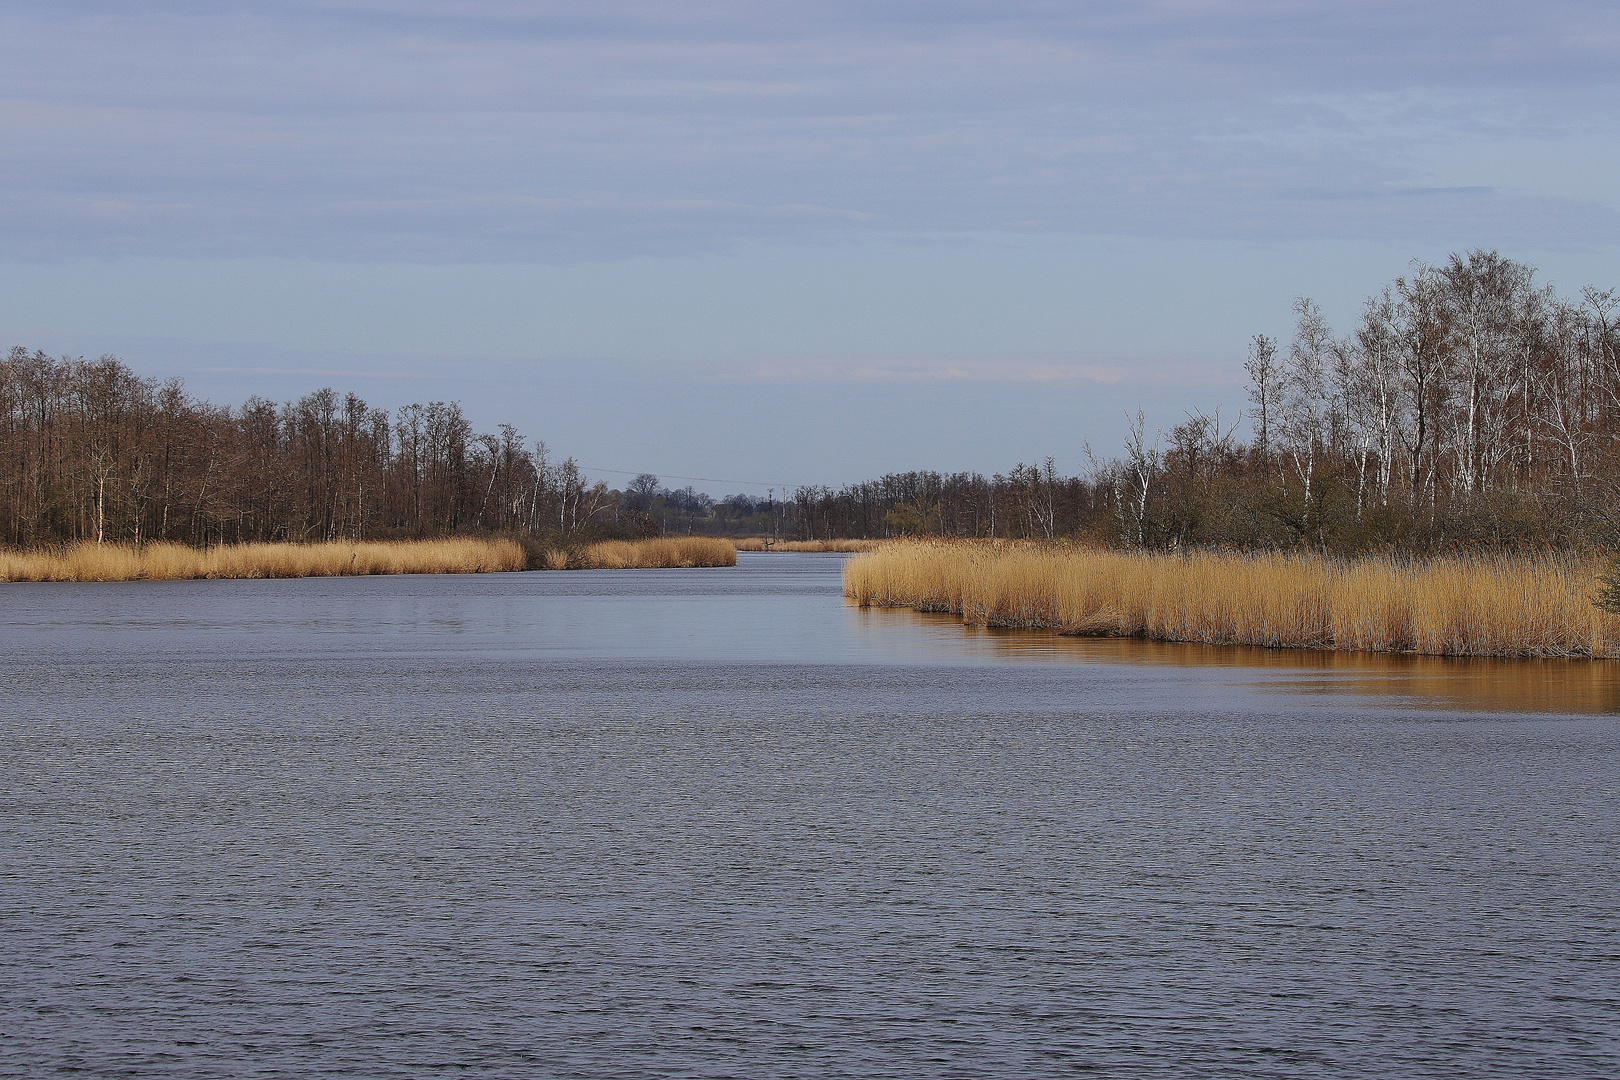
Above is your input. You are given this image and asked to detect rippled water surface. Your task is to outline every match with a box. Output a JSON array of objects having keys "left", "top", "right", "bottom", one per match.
[{"left": 2, "top": 552, "right": 1617, "bottom": 1078}]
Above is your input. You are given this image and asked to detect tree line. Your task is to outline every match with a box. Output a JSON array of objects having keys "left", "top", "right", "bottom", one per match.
[
  {"left": 783, "top": 250, "right": 1620, "bottom": 552},
  {"left": 0, "top": 348, "right": 623, "bottom": 547},
  {"left": 5, "top": 250, "right": 1615, "bottom": 553}
]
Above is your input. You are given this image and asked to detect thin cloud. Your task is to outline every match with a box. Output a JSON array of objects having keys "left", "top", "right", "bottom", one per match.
[
  {"left": 0, "top": 2, "right": 1614, "bottom": 260},
  {"left": 186, "top": 365, "right": 435, "bottom": 380},
  {"left": 735, "top": 356, "right": 1225, "bottom": 386}
]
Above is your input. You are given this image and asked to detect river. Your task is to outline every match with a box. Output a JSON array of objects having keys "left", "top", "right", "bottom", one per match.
[{"left": 2, "top": 552, "right": 1616, "bottom": 1077}]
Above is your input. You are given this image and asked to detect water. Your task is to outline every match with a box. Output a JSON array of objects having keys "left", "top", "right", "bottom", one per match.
[{"left": 2, "top": 552, "right": 1616, "bottom": 1078}]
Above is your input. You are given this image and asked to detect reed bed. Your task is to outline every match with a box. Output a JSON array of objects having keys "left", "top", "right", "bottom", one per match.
[
  {"left": 735, "top": 538, "right": 879, "bottom": 553},
  {"left": 578, "top": 536, "right": 737, "bottom": 569},
  {"left": 0, "top": 537, "right": 527, "bottom": 582},
  {"left": 844, "top": 540, "right": 1620, "bottom": 659}
]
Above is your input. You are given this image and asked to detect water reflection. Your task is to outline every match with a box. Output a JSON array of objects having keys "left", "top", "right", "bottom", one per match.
[
  {"left": 5, "top": 553, "right": 1618, "bottom": 716},
  {"left": 852, "top": 603, "right": 1620, "bottom": 715}
]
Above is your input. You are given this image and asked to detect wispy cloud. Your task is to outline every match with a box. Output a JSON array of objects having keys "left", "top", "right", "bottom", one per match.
[
  {"left": 185, "top": 365, "right": 435, "bottom": 381},
  {"left": 1, "top": 1, "right": 1615, "bottom": 261},
  {"left": 738, "top": 354, "right": 1234, "bottom": 386}
]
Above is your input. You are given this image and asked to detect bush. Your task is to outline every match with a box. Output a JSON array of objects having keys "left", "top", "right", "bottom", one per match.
[{"left": 1596, "top": 554, "right": 1620, "bottom": 615}]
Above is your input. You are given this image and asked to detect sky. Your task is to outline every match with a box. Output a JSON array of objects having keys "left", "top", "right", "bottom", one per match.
[{"left": 3, "top": 1, "right": 1618, "bottom": 491}]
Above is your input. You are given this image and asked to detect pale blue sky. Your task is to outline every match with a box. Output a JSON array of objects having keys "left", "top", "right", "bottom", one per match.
[{"left": 3, "top": 2, "right": 1617, "bottom": 487}]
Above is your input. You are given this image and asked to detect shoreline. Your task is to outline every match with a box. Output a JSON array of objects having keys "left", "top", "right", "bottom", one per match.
[
  {"left": 0, "top": 536, "right": 736, "bottom": 582},
  {"left": 844, "top": 540, "right": 1620, "bottom": 660},
  {"left": 735, "top": 538, "right": 878, "bottom": 553}
]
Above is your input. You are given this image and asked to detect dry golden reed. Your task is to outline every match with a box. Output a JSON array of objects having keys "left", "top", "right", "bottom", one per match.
[
  {"left": 579, "top": 536, "right": 737, "bottom": 569},
  {"left": 734, "top": 537, "right": 879, "bottom": 553},
  {"left": 844, "top": 539, "right": 1620, "bottom": 659},
  {"left": 0, "top": 537, "right": 527, "bottom": 582}
]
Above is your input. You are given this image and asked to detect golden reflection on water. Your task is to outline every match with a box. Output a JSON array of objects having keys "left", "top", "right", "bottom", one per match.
[{"left": 852, "top": 605, "right": 1620, "bottom": 715}]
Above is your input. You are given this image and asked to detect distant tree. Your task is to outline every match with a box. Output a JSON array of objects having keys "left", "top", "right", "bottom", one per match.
[
  {"left": 1349, "top": 287, "right": 1404, "bottom": 506},
  {"left": 1244, "top": 334, "right": 1281, "bottom": 461},
  {"left": 627, "top": 473, "right": 661, "bottom": 512},
  {"left": 1282, "top": 298, "right": 1332, "bottom": 502},
  {"left": 1394, "top": 265, "right": 1449, "bottom": 503}
]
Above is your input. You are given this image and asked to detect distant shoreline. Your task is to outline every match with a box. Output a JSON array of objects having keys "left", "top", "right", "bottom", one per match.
[
  {"left": 735, "top": 538, "right": 878, "bottom": 553},
  {"left": 0, "top": 536, "right": 736, "bottom": 582}
]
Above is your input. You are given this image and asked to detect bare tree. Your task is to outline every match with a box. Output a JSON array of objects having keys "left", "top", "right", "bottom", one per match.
[
  {"left": 1351, "top": 288, "right": 1404, "bottom": 505},
  {"left": 1281, "top": 297, "right": 1332, "bottom": 520},
  {"left": 1396, "top": 265, "right": 1447, "bottom": 503},
  {"left": 1437, "top": 250, "right": 1532, "bottom": 494},
  {"left": 1120, "top": 411, "right": 1161, "bottom": 547},
  {"left": 1244, "top": 334, "right": 1281, "bottom": 463},
  {"left": 626, "top": 473, "right": 661, "bottom": 513}
]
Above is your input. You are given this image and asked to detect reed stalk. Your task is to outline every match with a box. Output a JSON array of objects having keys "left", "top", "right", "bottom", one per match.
[{"left": 844, "top": 539, "right": 1620, "bottom": 659}]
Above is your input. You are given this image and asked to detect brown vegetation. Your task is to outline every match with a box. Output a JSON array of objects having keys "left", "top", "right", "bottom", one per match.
[
  {"left": 0, "top": 537, "right": 526, "bottom": 582},
  {"left": 0, "top": 535, "right": 742, "bottom": 580},
  {"left": 578, "top": 536, "right": 737, "bottom": 569},
  {"left": 845, "top": 540, "right": 1620, "bottom": 658},
  {"left": 734, "top": 537, "right": 878, "bottom": 552}
]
